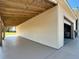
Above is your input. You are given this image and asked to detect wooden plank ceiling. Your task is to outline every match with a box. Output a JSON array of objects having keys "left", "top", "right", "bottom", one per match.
[{"left": 0, "top": 0, "right": 56, "bottom": 26}]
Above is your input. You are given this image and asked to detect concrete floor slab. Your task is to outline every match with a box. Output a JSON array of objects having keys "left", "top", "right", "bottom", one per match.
[{"left": 0, "top": 36, "right": 79, "bottom": 59}]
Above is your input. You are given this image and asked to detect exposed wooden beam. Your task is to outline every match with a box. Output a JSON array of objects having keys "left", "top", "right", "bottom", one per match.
[
  {"left": 0, "top": 7, "right": 40, "bottom": 13},
  {"left": 0, "top": 11, "right": 39, "bottom": 17},
  {"left": 2, "top": 17, "right": 29, "bottom": 26}
]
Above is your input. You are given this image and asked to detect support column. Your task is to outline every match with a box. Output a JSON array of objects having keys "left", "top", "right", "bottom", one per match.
[
  {"left": 78, "top": 19, "right": 79, "bottom": 36},
  {"left": 0, "top": 17, "right": 5, "bottom": 46},
  {"left": 0, "top": 21, "right": 2, "bottom": 46},
  {"left": 2, "top": 27, "right": 5, "bottom": 40}
]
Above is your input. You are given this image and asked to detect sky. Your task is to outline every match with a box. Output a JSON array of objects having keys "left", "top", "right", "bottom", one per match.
[{"left": 68, "top": 0, "right": 79, "bottom": 9}]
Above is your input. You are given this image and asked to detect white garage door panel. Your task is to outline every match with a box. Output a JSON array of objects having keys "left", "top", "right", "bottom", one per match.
[{"left": 64, "top": 19, "right": 71, "bottom": 25}]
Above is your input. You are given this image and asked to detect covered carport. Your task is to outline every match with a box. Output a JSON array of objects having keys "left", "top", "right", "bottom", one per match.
[{"left": 0, "top": 0, "right": 56, "bottom": 46}]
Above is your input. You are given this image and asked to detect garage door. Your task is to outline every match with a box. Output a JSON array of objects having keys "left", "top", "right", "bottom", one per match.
[
  {"left": 64, "top": 18, "right": 72, "bottom": 39},
  {"left": 64, "top": 18, "right": 71, "bottom": 26}
]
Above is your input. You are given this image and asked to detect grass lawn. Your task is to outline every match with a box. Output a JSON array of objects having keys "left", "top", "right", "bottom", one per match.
[{"left": 5, "top": 32, "right": 16, "bottom": 36}]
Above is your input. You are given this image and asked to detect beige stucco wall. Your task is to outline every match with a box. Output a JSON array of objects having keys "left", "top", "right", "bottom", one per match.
[
  {"left": 57, "top": 4, "right": 76, "bottom": 48},
  {"left": 16, "top": 6, "right": 60, "bottom": 49},
  {"left": 63, "top": 8, "right": 76, "bottom": 30},
  {"left": 57, "top": 5, "right": 64, "bottom": 48},
  {"left": 16, "top": 4, "right": 76, "bottom": 49},
  {"left": 58, "top": 0, "right": 76, "bottom": 31}
]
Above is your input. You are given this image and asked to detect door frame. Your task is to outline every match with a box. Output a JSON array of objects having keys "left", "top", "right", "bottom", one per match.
[{"left": 64, "top": 17, "right": 74, "bottom": 39}]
